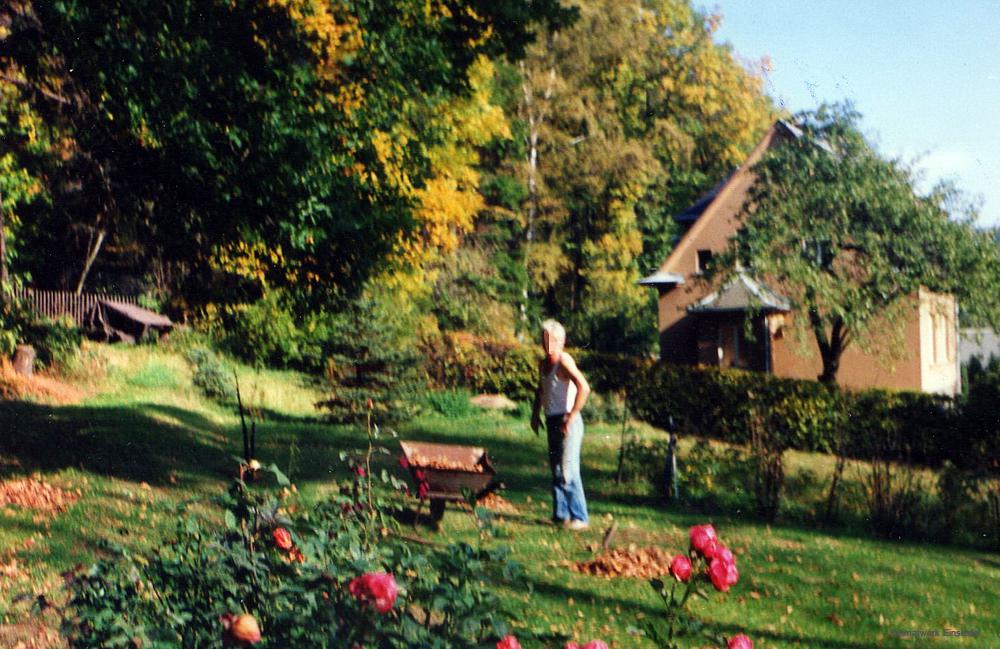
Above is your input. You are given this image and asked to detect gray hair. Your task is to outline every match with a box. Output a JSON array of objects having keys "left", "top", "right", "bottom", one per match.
[{"left": 541, "top": 319, "right": 566, "bottom": 343}]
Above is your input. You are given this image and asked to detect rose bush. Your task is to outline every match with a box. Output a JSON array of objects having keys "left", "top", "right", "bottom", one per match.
[
  {"left": 641, "top": 524, "right": 752, "bottom": 649},
  {"left": 348, "top": 572, "right": 399, "bottom": 614},
  {"left": 56, "top": 411, "right": 525, "bottom": 648}
]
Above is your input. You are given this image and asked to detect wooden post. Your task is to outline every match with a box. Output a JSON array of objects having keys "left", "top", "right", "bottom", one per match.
[{"left": 13, "top": 345, "right": 35, "bottom": 377}]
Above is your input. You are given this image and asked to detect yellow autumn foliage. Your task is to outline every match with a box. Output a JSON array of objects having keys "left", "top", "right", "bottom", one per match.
[{"left": 375, "top": 56, "right": 510, "bottom": 297}]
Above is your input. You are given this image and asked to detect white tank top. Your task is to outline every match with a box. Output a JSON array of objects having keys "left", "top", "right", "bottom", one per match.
[{"left": 541, "top": 359, "right": 577, "bottom": 416}]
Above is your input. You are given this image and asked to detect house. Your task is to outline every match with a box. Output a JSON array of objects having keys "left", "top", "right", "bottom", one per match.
[{"left": 640, "top": 120, "right": 960, "bottom": 395}]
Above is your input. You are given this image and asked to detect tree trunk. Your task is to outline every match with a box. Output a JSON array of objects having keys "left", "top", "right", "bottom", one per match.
[
  {"left": 518, "top": 48, "right": 557, "bottom": 323},
  {"left": 812, "top": 311, "right": 847, "bottom": 384},
  {"left": 0, "top": 186, "right": 8, "bottom": 297},
  {"left": 75, "top": 228, "right": 106, "bottom": 295}
]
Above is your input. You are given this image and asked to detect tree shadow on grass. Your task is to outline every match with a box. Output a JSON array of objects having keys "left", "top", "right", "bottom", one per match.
[
  {"left": 523, "top": 574, "right": 877, "bottom": 649},
  {"left": 0, "top": 401, "right": 231, "bottom": 485}
]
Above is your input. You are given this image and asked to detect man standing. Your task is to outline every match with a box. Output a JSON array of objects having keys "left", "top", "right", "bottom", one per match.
[{"left": 531, "top": 320, "right": 591, "bottom": 530}]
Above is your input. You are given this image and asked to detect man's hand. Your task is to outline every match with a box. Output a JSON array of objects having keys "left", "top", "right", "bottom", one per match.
[
  {"left": 561, "top": 413, "right": 574, "bottom": 437},
  {"left": 530, "top": 413, "right": 542, "bottom": 436}
]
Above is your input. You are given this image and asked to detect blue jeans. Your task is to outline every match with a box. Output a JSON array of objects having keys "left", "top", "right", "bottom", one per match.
[{"left": 546, "top": 413, "right": 588, "bottom": 523}]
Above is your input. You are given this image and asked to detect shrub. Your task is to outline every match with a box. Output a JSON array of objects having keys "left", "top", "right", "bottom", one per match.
[
  {"left": 424, "top": 389, "right": 475, "bottom": 419},
  {"left": 22, "top": 314, "right": 82, "bottom": 369},
  {"left": 213, "top": 291, "right": 326, "bottom": 371},
  {"left": 422, "top": 332, "right": 537, "bottom": 402},
  {"left": 584, "top": 391, "right": 627, "bottom": 425},
  {"left": 186, "top": 346, "right": 236, "bottom": 401},
  {"left": 320, "top": 300, "right": 423, "bottom": 424}
]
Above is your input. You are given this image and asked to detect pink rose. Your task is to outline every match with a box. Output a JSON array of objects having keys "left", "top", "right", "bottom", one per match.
[
  {"left": 714, "top": 545, "right": 734, "bottom": 565},
  {"left": 497, "top": 635, "right": 521, "bottom": 649},
  {"left": 709, "top": 557, "right": 739, "bottom": 592},
  {"left": 348, "top": 572, "right": 398, "bottom": 613},
  {"left": 728, "top": 634, "right": 753, "bottom": 649},
  {"left": 272, "top": 527, "right": 293, "bottom": 551},
  {"left": 689, "top": 524, "right": 718, "bottom": 558},
  {"left": 564, "top": 643, "right": 581, "bottom": 649},
  {"left": 581, "top": 641, "right": 609, "bottom": 649},
  {"left": 669, "top": 554, "right": 693, "bottom": 582}
]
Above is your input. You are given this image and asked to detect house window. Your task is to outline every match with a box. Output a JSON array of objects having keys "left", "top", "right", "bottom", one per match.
[{"left": 696, "top": 249, "right": 713, "bottom": 274}]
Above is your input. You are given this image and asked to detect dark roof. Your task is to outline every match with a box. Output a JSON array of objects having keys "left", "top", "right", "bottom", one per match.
[
  {"left": 674, "top": 175, "right": 731, "bottom": 225},
  {"left": 688, "top": 274, "right": 790, "bottom": 313},
  {"left": 98, "top": 299, "right": 173, "bottom": 327},
  {"left": 673, "top": 120, "right": 833, "bottom": 227}
]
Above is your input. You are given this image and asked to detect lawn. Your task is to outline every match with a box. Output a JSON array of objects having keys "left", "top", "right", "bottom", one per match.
[{"left": 1, "top": 343, "right": 997, "bottom": 647}]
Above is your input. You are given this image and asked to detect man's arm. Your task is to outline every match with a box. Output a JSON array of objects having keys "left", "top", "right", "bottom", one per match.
[{"left": 560, "top": 353, "right": 590, "bottom": 433}]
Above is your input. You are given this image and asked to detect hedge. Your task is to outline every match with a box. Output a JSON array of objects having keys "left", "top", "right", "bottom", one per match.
[{"left": 626, "top": 361, "right": 964, "bottom": 469}]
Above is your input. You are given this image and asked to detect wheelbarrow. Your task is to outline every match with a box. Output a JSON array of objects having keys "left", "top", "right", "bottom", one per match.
[{"left": 398, "top": 440, "right": 500, "bottom": 529}]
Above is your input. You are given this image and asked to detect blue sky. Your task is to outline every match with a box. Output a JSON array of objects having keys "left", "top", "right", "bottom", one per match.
[{"left": 709, "top": 0, "right": 1000, "bottom": 227}]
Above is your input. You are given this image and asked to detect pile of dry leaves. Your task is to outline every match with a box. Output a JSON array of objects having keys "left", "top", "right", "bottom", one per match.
[
  {"left": 571, "top": 544, "right": 674, "bottom": 580},
  {"left": 0, "top": 478, "right": 80, "bottom": 513}
]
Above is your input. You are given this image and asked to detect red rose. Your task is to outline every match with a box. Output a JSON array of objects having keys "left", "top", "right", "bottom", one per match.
[
  {"left": 564, "top": 643, "right": 581, "bottom": 649},
  {"left": 669, "top": 554, "right": 693, "bottom": 582},
  {"left": 349, "top": 572, "right": 398, "bottom": 613},
  {"left": 399, "top": 456, "right": 410, "bottom": 469},
  {"left": 418, "top": 481, "right": 430, "bottom": 498},
  {"left": 727, "top": 634, "right": 753, "bottom": 649},
  {"left": 581, "top": 641, "right": 609, "bottom": 649},
  {"left": 272, "top": 527, "right": 293, "bottom": 551},
  {"left": 497, "top": 635, "right": 521, "bottom": 649},
  {"left": 709, "top": 556, "right": 739, "bottom": 592},
  {"left": 221, "top": 613, "right": 261, "bottom": 645},
  {"left": 353, "top": 466, "right": 366, "bottom": 478},
  {"left": 714, "top": 545, "right": 734, "bottom": 565},
  {"left": 689, "top": 524, "right": 718, "bottom": 558}
]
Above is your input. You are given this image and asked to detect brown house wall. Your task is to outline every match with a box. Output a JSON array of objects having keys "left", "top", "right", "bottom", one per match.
[{"left": 768, "top": 307, "right": 924, "bottom": 391}]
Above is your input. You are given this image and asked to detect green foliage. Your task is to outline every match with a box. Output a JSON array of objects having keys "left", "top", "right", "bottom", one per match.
[
  {"left": 583, "top": 390, "right": 626, "bottom": 425},
  {"left": 424, "top": 389, "right": 475, "bottom": 419},
  {"left": 56, "top": 414, "right": 526, "bottom": 648},
  {"left": 4, "top": 0, "right": 573, "bottom": 300},
  {"left": 21, "top": 314, "right": 82, "bottom": 369},
  {"left": 319, "top": 299, "right": 423, "bottom": 424},
  {"left": 960, "top": 356, "right": 1000, "bottom": 470},
  {"left": 186, "top": 346, "right": 236, "bottom": 401},
  {"left": 422, "top": 332, "right": 537, "bottom": 402},
  {"left": 214, "top": 291, "right": 326, "bottom": 371}
]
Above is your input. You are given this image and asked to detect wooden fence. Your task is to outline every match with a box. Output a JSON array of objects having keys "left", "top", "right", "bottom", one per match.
[{"left": 12, "top": 287, "right": 139, "bottom": 326}]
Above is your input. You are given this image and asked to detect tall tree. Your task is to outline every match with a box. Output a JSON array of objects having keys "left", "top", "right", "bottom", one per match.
[
  {"left": 478, "top": 0, "right": 772, "bottom": 351},
  {"left": 713, "top": 104, "right": 1000, "bottom": 383}
]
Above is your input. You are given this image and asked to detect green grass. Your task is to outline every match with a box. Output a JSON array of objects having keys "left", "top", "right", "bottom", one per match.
[{"left": 1, "top": 343, "right": 997, "bottom": 647}]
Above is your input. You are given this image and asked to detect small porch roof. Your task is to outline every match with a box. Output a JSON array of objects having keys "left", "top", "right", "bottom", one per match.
[
  {"left": 688, "top": 274, "right": 791, "bottom": 313},
  {"left": 638, "top": 270, "right": 685, "bottom": 286}
]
